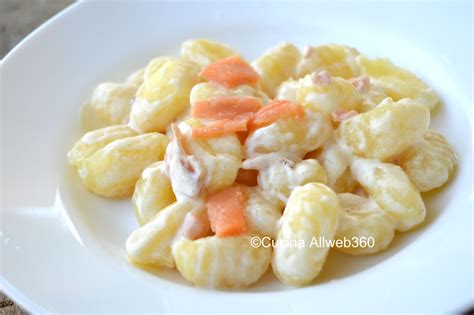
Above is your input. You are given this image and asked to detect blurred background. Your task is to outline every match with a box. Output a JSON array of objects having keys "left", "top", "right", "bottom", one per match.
[
  {"left": 0, "top": 0, "right": 73, "bottom": 59},
  {"left": 1, "top": 1, "right": 73, "bottom": 312}
]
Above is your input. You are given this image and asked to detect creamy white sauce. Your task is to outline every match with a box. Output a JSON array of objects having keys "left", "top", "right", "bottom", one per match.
[{"left": 165, "top": 124, "right": 205, "bottom": 201}]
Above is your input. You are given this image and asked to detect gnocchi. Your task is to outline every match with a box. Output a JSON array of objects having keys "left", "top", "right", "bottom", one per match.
[
  {"left": 335, "top": 193, "right": 396, "bottom": 255},
  {"left": 172, "top": 235, "right": 272, "bottom": 288},
  {"left": 245, "top": 109, "right": 331, "bottom": 159},
  {"left": 181, "top": 39, "right": 239, "bottom": 68},
  {"left": 190, "top": 82, "right": 269, "bottom": 106},
  {"left": 81, "top": 83, "right": 138, "bottom": 131},
  {"left": 351, "top": 158, "right": 426, "bottom": 231},
  {"left": 132, "top": 161, "right": 176, "bottom": 225},
  {"left": 126, "top": 199, "right": 206, "bottom": 268},
  {"left": 243, "top": 186, "right": 283, "bottom": 239},
  {"left": 357, "top": 55, "right": 439, "bottom": 110},
  {"left": 257, "top": 158, "right": 327, "bottom": 205},
  {"left": 272, "top": 183, "right": 339, "bottom": 286},
  {"left": 68, "top": 40, "right": 456, "bottom": 289},
  {"left": 295, "top": 71, "right": 362, "bottom": 116},
  {"left": 339, "top": 98, "right": 430, "bottom": 160},
  {"left": 297, "top": 44, "right": 361, "bottom": 79},
  {"left": 252, "top": 43, "right": 301, "bottom": 97},
  {"left": 75, "top": 133, "right": 169, "bottom": 198},
  {"left": 68, "top": 124, "right": 138, "bottom": 166},
  {"left": 400, "top": 129, "right": 457, "bottom": 192},
  {"left": 168, "top": 121, "right": 243, "bottom": 197},
  {"left": 129, "top": 57, "right": 201, "bottom": 132}
]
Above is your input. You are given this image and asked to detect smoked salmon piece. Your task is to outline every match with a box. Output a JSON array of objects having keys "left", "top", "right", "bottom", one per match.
[
  {"left": 192, "top": 118, "right": 248, "bottom": 139},
  {"left": 236, "top": 131, "right": 248, "bottom": 145},
  {"left": 200, "top": 56, "right": 260, "bottom": 88},
  {"left": 249, "top": 99, "right": 305, "bottom": 129},
  {"left": 235, "top": 168, "right": 258, "bottom": 186},
  {"left": 206, "top": 186, "right": 248, "bottom": 237},
  {"left": 192, "top": 95, "right": 261, "bottom": 120}
]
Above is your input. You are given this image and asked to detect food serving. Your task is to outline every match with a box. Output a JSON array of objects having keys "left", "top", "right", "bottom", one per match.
[{"left": 68, "top": 39, "right": 457, "bottom": 288}]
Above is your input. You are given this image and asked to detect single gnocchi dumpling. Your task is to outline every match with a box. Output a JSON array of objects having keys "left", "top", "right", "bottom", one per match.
[
  {"left": 126, "top": 199, "right": 206, "bottom": 268},
  {"left": 243, "top": 186, "right": 283, "bottom": 238},
  {"left": 132, "top": 161, "right": 176, "bottom": 225},
  {"left": 297, "top": 44, "right": 361, "bottom": 79},
  {"left": 252, "top": 43, "right": 301, "bottom": 97},
  {"left": 295, "top": 71, "right": 362, "bottom": 116},
  {"left": 129, "top": 57, "right": 201, "bottom": 133},
  {"left": 245, "top": 109, "right": 332, "bottom": 159},
  {"left": 190, "top": 82, "right": 269, "bottom": 106},
  {"left": 357, "top": 55, "right": 439, "bottom": 110},
  {"left": 181, "top": 39, "right": 239, "bottom": 68},
  {"left": 400, "top": 129, "right": 457, "bottom": 192},
  {"left": 166, "top": 121, "right": 243, "bottom": 200},
  {"left": 272, "top": 183, "right": 339, "bottom": 286},
  {"left": 81, "top": 83, "right": 138, "bottom": 131},
  {"left": 256, "top": 158, "right": 328, "bottom": 205},
  {"left": 68, "top": 124, "right": 138, "bottom": 167},
  {"left": 76, "top": 133, "right": 169, "bottom": 198},
  {"left": 339, "top": 98, "right": 430, "bottom": 161},
  {"left": 351, "top": 158, "right": 426, "bottom": 232},
  {"left": 335, "top": 193, "right": 396, "bottom": 255},
  {"left": 172, "top": 235, "right": 272, "bottom": 288}
]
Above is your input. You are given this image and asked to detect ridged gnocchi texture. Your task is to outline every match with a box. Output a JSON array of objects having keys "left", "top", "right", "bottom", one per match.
[
  {"left": 339, "top": 98, "right": 430, "bottom": 160},
  {"left": 252, "top": 43, "right": 301, "bottom": 97},
  {"left": 189, "top": 82, "right": 269, "bottom": 106},
  {"left": 258, "top": 159, "right": 327, "bottom": 205},
  {"left": 357, "top": 56, "right": 439, "bottom": 110},
  {"left": 335, "top": 193, "right": 396, "bottom": 255},
  {"left": 272, "top": 183, "right": 339, "bottom": 286},
  {"left": 400, "top": 130, "right": 457, "bottom": 192},
  {"left": 129, "top": 57, "right": 200, "bottom": 132},
  {"left": 297, "top": 44, "right": 361, "bottom": 79},
  {"left": 351, "top": 158, "right": 426, "bottom": 232},
  {"left": 295, "top": 71, "right": 362, "bottom": 116},
  {"left": 126, "top": 199, "right": 205, "bottom": 268},
  {"left": 245, "top": 109, "right": 331, "bottom": 159},
  {"left": 244, "top": 186, "right": 283, "bottom": 238},
  {"left": 68, "top": 125, "right": 138, "bottom": 166},
  {"left": 75, "top": 133, "right": 169, "bottom": 198},
  {"left": 181, "top": 39, "right": 238, "bottom": 68},
  {"left": 172, "top": 235, "right": 272, "bottom": 288},
  {"left": 132, "top": 161, "right": 176, "bottom": 225},
  {"left": 81, "top": 83, "right": 138, "bottom": 131},
  {"left": 176, "top": 121, "right": 243, "bottom": 194}
]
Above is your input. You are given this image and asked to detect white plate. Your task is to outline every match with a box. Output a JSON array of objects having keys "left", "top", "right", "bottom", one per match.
[{"left": 1, "top": 1, "right": 472, "bottom": 313}]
